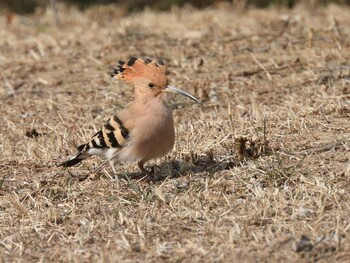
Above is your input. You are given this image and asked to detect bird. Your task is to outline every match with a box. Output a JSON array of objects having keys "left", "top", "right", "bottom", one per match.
[{"left": 59, "top": 57, "right": 199, "bottom": 175}]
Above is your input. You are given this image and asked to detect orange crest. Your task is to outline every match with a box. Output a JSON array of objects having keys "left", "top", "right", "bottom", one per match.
[{"left": 111, "top": 57, "right": 167, "bottom": 87}]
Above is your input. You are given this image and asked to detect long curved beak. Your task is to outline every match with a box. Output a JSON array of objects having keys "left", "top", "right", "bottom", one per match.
[{"left": 163, "top": 85, "right": 200, "bottom": 103}]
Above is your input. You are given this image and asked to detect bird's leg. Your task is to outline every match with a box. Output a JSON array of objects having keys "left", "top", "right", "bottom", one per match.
[
  {"left": 138, "top": 160, "right": 157, "bottom": 179},
  {"left": 93, "top": 160, "right": 108, "bottom": 173},
  {"left": 109, "top": 160, "right": 118, "bottom": 176},
  {"left": 138, "top": 160, "right": 154, "bottom": 174},
  {"left": 138, "top": 160, "right": 148, "bottom": 174},
  {"left": 92, "top": 160, "right": 117, "bottom": 179}
]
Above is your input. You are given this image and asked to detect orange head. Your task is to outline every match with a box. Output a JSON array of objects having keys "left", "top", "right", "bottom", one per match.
[{"left": 111, "top": 57, "right": 199, "bottom": 103}]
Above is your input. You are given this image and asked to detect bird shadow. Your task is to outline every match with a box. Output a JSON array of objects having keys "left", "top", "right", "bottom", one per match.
[
  {"left": 123, "top": 154, "right": 237, "bottom": 183},
  {"left": 66, "top": 137, "right": 270, "bottom": 183},
  {"left": 124, "top": 137, "right": 271, "bottom": 183},
  {"left": 64, "top": 155, "right": 236, "bottom": 184}
]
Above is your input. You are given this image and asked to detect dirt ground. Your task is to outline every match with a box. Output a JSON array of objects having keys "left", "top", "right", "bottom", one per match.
[{"left": 0, "top": 3, "right": 350, "bottom": 262}]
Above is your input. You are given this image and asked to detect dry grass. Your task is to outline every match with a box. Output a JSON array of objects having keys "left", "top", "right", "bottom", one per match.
[{"left": 1, "top": 3, "right": 350, "bottom": 262}]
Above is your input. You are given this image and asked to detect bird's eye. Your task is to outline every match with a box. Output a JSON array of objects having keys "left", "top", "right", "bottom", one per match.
[{"left": 148, "top": 83, "right": 154, "bottom": 88}]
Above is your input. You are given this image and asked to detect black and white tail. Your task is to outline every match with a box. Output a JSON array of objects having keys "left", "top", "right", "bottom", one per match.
[
  {"left": 58, "top": 114, "right": 129, "bottom": 168},
  {"left": 58, "top": 144, "right": 90, "bottom": 167}
]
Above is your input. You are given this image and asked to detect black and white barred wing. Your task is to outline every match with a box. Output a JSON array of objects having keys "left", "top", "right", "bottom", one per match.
[{"left": 59, "top": 115, "right": 130, "bottom": 167}]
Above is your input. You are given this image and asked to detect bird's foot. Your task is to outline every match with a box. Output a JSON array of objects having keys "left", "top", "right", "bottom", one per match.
[
  {"left": 140, "top": 166, "right": 154, "bottom": 175},
  {"left": 138, "top": 161, "right": 158, "bottom": 181}
]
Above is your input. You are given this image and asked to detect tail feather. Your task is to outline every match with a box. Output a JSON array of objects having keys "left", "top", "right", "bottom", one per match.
[
  {"left": 76, "top": 143, "right": 86, "bottom": 151},
  {"left": 58, "top": 152, "right": 90, "bottom": 167}
]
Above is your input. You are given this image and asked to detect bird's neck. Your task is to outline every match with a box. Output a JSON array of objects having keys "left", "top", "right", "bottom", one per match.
[
  {"left": 134, "top": 92, "right": 168, "bottom": 107},
  {"left": 129, "top": 94, "right": 171, "bottom": 120}
]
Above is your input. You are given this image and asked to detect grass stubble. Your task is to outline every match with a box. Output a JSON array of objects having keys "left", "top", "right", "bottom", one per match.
[{"left": 0, "top": 3, "right": 349, "bottom": 262}]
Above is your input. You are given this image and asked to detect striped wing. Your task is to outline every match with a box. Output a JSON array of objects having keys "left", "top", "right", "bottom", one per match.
[
  {"left": 84, "top": 115, "right": 129, "bottom": 150},
  {"left": 59, "top": 115, "right": 130, "bottom": 167}
]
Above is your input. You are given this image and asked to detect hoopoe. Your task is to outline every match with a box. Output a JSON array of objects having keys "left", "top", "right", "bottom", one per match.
[{"left": 59, "top": 57, "right": 199, "bottom": 174}]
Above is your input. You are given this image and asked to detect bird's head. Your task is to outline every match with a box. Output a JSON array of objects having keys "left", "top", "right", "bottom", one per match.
[{"left": 111, "top": 57, "right": 199, "bottom": 103}]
